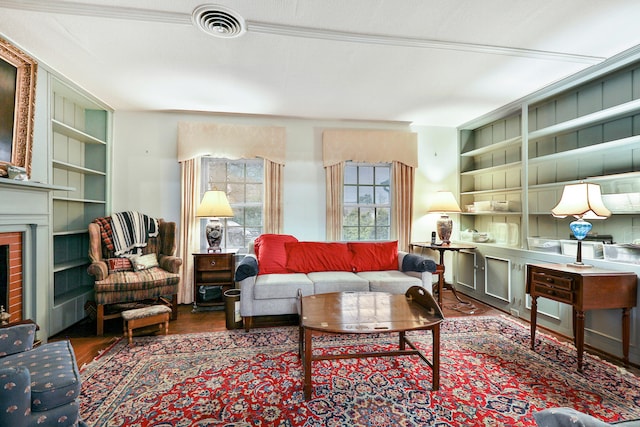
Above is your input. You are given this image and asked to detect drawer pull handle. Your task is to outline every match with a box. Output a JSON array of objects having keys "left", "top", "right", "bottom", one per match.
[{"left": 210, "top": 260, "right": 216, "bottom": 266}]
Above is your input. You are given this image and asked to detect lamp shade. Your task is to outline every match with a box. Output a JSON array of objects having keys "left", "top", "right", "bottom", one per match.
[
  {"left": 196, "top": 190, "right": 234, "bottom": 218},
  {"left": 427, "top": 191, "right": 462, "bottom": 213},
  {"left": 551, "top": 183, "right": 611, "bottom": 220}
]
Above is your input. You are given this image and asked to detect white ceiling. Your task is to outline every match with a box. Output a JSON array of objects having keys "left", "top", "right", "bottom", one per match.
[{"left": 2, "top": 0, "right": 640, "bottom": 127}]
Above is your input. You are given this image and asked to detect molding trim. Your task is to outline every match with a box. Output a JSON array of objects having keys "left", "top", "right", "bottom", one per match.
[{"left": 0, "top": 0, "right": 605, "bottom": 64}]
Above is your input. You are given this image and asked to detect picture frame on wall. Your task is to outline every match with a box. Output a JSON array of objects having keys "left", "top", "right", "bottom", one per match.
[{"left": 0, "top": 37, "right": 37, "bottom": 178}]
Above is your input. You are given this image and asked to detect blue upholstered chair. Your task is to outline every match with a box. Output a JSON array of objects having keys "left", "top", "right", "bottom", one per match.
[{"left": 0, "top": 322, "right": 85, "bottom": 427}]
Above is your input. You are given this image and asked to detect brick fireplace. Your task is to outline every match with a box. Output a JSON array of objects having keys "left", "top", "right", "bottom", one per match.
[{"left": 0, "top": 232, "right": 23, "bottom": 323}]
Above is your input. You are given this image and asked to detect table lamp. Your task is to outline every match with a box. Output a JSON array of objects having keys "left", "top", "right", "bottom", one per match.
[
  {"left": 551, "top": 182, "right": 610, "bottom": 267},
  {"left": 196, "top": 190, "right": 234, "bottom": 253},
  {"left": 428, "top": 191, "right": 461, "bottom": 245}
]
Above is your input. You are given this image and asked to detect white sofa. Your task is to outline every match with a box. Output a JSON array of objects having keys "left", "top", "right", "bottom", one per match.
[{"left": 234, "top": 234, "right": 439, "bottom": 330}]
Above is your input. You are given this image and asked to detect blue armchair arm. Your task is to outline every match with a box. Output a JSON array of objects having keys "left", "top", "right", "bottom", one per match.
[
  {"left": 0, "top": 366, "right": 31, "bottom": 427},
  {"left": 0, "top": 323, "right": 36, "bottom": 357}
]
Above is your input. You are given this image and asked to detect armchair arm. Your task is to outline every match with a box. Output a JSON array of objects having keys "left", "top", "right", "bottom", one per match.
[
  {"left": 158, "top": 254, "right": 182, "bottom": 273},
  {"left": 0, "top": 323, "right": 36, "bottom": 357},
  {"left": 0, "top": 366, "right": 31, "bottom": 427},
  {"left": 87, "top": 261, "right": 108, "bottom": 281}
]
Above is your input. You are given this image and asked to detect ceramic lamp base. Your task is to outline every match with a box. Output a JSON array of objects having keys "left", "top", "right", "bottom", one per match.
[
  {"left": 436, "top": 214, "right": 453, "bottom": 244},
  {"left": 205, "top": 218, "right": 224, "bottom": 253}
]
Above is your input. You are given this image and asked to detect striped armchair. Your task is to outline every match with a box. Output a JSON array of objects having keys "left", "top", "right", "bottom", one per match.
[{"left": 87, "top": 217, "right": 182, "bottom": 336}]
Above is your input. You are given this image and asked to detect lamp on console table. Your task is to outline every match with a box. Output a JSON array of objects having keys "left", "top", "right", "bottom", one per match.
[
  {"left": 551, "top": 182, "right": 611, "bottom": 268},
  {"left": 428, "top": 191, "right": 461, "bottom": 245},
  {"left": 196, "top": 190, "right": 234, "bottom": 253}
]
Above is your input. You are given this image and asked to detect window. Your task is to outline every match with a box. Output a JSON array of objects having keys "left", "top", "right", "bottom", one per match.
[
  {"left": 201, "top": 158, "right": 263, "bottom": 251},
  {"left": 343, "top": 162, "right": 391, "bottom": 240}
]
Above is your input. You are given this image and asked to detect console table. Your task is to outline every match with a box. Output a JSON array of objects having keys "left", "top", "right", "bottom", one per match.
[{"left": 526, "top": 263, "right": 637, "bottom": 371}]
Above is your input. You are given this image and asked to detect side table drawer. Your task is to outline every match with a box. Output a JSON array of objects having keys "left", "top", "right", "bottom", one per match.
[
  {"left": 196, "top": 254, "right": 233, "bottom": 271},
  {"left": 531, "top": 271, "right": 574, "bottom": 304}
]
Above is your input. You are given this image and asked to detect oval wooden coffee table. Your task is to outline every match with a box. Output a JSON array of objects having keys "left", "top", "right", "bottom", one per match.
[{"left": 298, "top": 286, "right": 444, "bottom": 400}]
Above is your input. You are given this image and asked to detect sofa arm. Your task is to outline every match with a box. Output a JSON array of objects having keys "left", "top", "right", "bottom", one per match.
[
  {"left": 398, "top": 251, "right": 438, "bottom": 273},
  {"left": 237, "top": 274, "right": 258, "bottom": 318},
  {"left": 235, "top": 254, "right": 258, "bottom": 281},
  {"left": 0, "top": 366, "right": 31, "bottom": 427},
  {"left": 87, "top": 261, "right": 108, "bottom": 281},
  {"left": 158, "top": 254, "right": 183, "bottom": 273}
]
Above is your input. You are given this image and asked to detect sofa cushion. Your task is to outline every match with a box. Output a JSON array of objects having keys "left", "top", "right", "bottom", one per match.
[
  {"left": 254, "top": 234, "right": 298, "bottom": 275},
  {"left": 1, "top": 340, "right": 81, "bottom": 412},
  {"left": 254, "top": 273, "right": 314, "bottom": 299},
  {"left": 358, "top": 270, "right": 422, "bottom": 294},
  {"left": 349, "top": 241, "right": 398, "bottom": 272},
  {"left": 285, "top": 241, "right": 353, "bottom": 273},
  {"left": 307, "top": 271, "right": 369, "bottom": 293}
]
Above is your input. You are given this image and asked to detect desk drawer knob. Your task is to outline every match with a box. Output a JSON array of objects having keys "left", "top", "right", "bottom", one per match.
[{"left": 210, "top": 260, "right": 216, "bottom": 266}]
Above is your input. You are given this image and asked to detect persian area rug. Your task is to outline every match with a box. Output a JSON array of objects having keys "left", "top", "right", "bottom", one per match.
[{"left": 79, "top": 315, "right": 640, "bottom": 426}]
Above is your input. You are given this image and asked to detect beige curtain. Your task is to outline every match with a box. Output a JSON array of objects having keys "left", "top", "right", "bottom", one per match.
[
  {"left": 264, "top": 159, "right": 284, "bottom": 234},
  {"left": 325, "top": 162, "right": 344, "bottom": 240},
  {"left": 177, "top": 158, "right": 201, "bottom": 304},
  {"left": 392, "top": 161, "right": 415, "bottom": 252}
]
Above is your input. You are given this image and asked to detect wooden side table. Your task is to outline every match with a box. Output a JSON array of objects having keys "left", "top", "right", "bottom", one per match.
[
  {"left": 410, "top": 242, "right": 476, "bottom": 307},
  {"left": 193, "top": 252, "right": 235, "bottom": 311},
  {"left": 526, "top": 263, "right": 637, "bottom": 371}
]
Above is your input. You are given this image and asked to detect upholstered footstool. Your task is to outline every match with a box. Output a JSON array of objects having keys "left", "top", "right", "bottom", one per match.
[{"left": 121, "top": 305, "right": 172, "bottom": 344}]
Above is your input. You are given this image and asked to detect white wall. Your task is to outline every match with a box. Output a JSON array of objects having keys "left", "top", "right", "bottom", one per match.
[
  {"left": 410, "top": 125, "right": 459, "bottom": 243},
  {"left": 112, "top": 111, "right": 458, "bottom": 242}
]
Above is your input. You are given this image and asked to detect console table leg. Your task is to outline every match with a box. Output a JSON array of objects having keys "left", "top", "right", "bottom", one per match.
[
  {"left": 530, "top": 296, "right": 538, "bottom": 351},
  {"left": 575, "top": 310, "right": 585, "bottom": 372}
]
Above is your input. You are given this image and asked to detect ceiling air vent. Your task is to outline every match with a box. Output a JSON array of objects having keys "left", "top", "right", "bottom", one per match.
[{"left": 193, "top": 4, "right": 246, "bottom": 38}]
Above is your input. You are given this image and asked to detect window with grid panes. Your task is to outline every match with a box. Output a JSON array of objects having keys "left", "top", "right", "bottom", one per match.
[
  {"left": 201, "top": 158, "right": 263, "bottom": 251},
  {"left": 343, "top": 162, "right": 392, "bottom": 240}
]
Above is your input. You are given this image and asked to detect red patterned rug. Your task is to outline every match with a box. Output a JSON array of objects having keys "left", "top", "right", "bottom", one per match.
[{"left": 79, "top": 315, "right": 640, "bottom": 426}]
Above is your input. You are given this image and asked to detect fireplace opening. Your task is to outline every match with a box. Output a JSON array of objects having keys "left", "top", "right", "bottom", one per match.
[{"left": 0, "top": 244, "right": 7, "bottom": 310}]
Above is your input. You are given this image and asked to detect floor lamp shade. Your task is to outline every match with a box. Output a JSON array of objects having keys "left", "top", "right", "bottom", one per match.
[
  {"left": 428, "top": 191, "right": 461, "bottom": 244},
  {"left": 196, "top": 190, "right": 234, "bottom": 253},
  {"left": 551, "top": 182, "right": 610, "bottom": 266}
]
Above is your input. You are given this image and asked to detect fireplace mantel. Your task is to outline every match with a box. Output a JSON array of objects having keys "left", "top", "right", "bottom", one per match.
[
  {"left": 0, "top": 178, "right": 74, "bottom": 339},
  {"left": 0, "top": 178, "right": 72, "bottom": 192}
]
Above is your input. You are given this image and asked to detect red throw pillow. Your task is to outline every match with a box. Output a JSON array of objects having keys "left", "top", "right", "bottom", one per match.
[
  {"left": 106, "top": 257, "right": 132, "bottom": 273},
  {"left": 348, "top": 241, "right": 398, "bottom": 272},
  {"left": 254, "top": 234, "right": 298, "bottom": 275},
  {"left": 285, "top": 242, "right": 353, "bottom": 273}
]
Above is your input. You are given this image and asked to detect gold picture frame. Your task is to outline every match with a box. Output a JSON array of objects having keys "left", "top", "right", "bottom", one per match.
[{"left": 0, "top": 37, "right": 37, "bottom": 177}]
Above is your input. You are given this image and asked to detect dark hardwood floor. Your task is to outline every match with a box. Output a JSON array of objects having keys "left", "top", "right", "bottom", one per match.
[{"left": 50, "top": 289, "right": 638, "bottom": 376}]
